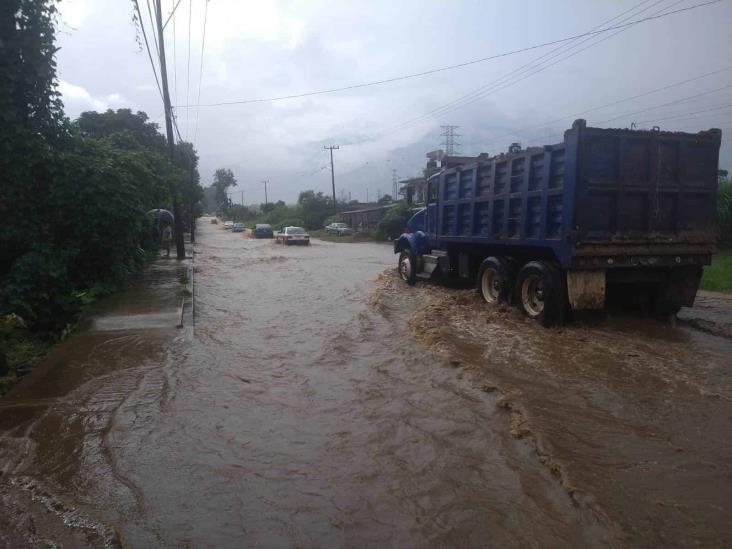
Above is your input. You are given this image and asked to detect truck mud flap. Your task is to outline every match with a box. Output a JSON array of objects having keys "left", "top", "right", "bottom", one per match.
[{"left": 566, "top": 270, "right": 606, "bottom": 310}]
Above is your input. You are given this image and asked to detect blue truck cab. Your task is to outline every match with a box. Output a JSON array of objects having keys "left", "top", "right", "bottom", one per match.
[{"left": 394, "top": 119, "right": 721, "bottom": 326}]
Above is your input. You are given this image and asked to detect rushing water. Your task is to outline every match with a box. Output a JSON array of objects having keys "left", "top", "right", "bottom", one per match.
[{"left": 1, "top": 219, "right": 730, "bottom": 547}]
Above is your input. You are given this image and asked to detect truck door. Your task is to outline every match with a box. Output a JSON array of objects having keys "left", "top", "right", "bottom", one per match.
[{"left": 426, "top": 178, "right": 439, "bottom": 236}]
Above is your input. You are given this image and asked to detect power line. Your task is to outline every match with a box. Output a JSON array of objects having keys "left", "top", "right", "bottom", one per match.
[
  {"left": 507, "top": 65, "right": 732, "bottom": 140},
  {"left": 146, "top": 0, "right": 160, "bottom": 58},
  {"left": 132, "top": 0, "right": 164, "bottom": 102},
  {"left": 626, "top": 102, "right": 732, "bottom": 125},
  {"left": 185, "top": 0, "right": 192, "bottom": 138},
  {"left": 470, "top": 65, "right": 732, "bottom": 153},
  {"left": 173, "top": 0, "right": 721, "bottom": 109},
  {"left": 193, "top": 0, "right": 209, "bottom": 144},
  {"left": 595, "top": 83, "right": 732, "bottom": 124},
  {"left": 163, "top": 0, "right": 183, "bottom": 29},
  {"left": 172, "top": 0, "right": 178, "bottom": 109},
  {"left": 386, "top": 0, "right": 669, "bottom": 135}
]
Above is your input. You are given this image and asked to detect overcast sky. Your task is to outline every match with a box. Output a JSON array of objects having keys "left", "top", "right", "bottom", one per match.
[{"left": 56, "top": 0, "right": 732, "bottom": 205}]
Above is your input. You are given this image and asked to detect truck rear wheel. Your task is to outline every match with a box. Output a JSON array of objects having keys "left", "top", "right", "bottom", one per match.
[
  {"left": 398, "top": 249, "right": 417, "bottom": 286},
  {"left": 515, "top": 261, "right": 565, "bottom": 327},
  {"left": 478, "top": 256, "right": 513, "bottom": 304}
]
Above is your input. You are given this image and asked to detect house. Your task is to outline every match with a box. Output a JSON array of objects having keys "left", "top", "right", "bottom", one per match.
[
  {"left": 341, "top": 204, "right": 397, "bottom": 231},
  {"left": 399, "top": 150, "right": 490, "bottom": 206}
]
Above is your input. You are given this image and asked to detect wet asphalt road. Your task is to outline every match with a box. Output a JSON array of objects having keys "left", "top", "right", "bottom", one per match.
[{"left": 1, "top": 219, "right": 731, "bottom": 547}]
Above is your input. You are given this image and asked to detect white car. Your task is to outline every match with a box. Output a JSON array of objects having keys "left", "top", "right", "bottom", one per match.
[
  {"left": 223, "top": 221, "right": 235, "bottom": 230},
  {"left": 276, "top": 226, "right": 310, "bottom": 246},
  {"left": 325, "top": 222, "right": 354, "bottom": 236}
]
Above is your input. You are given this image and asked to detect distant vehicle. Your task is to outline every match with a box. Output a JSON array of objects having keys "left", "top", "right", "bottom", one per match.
[
  {"left": 223, "top": 221, "right": 234, "bottom": 230},
  {"left": 211, "top": 218, "right": 218, "bottom": 224},
  {"left": 325, "top": 222, "right": 354, "bottom": 236},
  {"left": 252, "top": 224, "right": 274, "bottom": 238},
  {"left": 232, "top": 222, "right": 245, "bottom": 232},
  {"left": 276, "top": 226, "right": 310, "bottom": 246}
]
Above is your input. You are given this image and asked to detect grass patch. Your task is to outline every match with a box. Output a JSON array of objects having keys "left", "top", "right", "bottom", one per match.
[
  {"left": 700, "top": 249, "right": 732, "bottom": 293},
  {"left": 310, "top": 229, "right": 388, "bottom": 243},
  {"left": 0, "top": 332, "right": 50, "bottom": 396}
]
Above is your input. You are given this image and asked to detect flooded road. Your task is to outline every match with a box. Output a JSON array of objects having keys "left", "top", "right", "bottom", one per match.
[{"left": 1, "top": 219, "right": 731, "bottom": 547}]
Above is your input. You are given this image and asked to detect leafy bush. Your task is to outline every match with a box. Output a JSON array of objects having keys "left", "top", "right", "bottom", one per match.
[
  {"left": 298, "top": 190, "right": 333, "bottom": 229},
  {"left": 376, "top": 202, "right": 412, "bottom": 240},
  {"left": 272, "top": 218, "right": 306, "bottom": 231},
  {"left": 323, "top": 213, "right": 343, "bottom": 226},
  {"left": 0, "top": 2, "right": 203, "bottom": 337},
  {"left": 717, "top": 179, "right": 732, "bottom": 243}
]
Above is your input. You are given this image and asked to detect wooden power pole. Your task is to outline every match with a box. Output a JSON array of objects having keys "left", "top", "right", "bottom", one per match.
[
  {"left": 324, "top": 145, "right": 339, "bottom": 210},
  {"left": 154, "top": 0, "right": 186, "bottom": 259}
]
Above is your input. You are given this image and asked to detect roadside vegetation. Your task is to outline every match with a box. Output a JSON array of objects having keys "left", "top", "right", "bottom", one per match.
[
  {"left": 701, "top": 171, "right": 732, "bottom": 293},
  {"left": 700, "top": 249, "right": 732, "bottom": 293},
  {"left": 206, "top": 181, "right": 414, "bottom": 241},
  {"left": 0, "top": 1, "right": 203, "bottom": 391}
]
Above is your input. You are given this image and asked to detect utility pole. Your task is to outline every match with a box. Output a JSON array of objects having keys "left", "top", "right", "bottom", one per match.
[
  {"left": 154, "top": 0, "right": 186, "bottom": 259},
  {"left": 324, "top": 145, "right": 339, "bottom": 210},
  {"left": 366, "top": 188, "right": 369, "bottom": 203},
  {"left": 440, "top": 125, "right": 461, "bottom": 155},
  {"left": 392, "top": 169, "right": 398, "bottom": 201},
  {"left": 263, "top": 180, "right": 268, "bottom": 205}
]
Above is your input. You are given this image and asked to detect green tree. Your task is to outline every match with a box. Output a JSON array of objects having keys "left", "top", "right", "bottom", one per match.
[
  {"left": 376, "top": 202, "right": 412, "bottom": 240},
  {"left": 76, "top": 109, "right": 166, "bottom": 153},
  {"left": 718, "top": 170, "right": 732, "bottom": 243},
  {"left": 212, "top": 168, "right": 237, "bottom": 213},
  {"left": 297, "top": 190, "right": 333, "bottom": 229},
  {"left": 0, "top": 0, "right": 201, "bottom": 335},
  {"left": 377, "top": 194, "right": 393, "bottom": 205}
]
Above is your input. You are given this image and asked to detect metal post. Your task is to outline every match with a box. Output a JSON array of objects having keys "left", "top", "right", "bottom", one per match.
[
  {"left": 154, "top": 0, "right": 185, "bottom": 259},
  {"left": 263, "top": 180, "right": 268, "bottom": 205}
]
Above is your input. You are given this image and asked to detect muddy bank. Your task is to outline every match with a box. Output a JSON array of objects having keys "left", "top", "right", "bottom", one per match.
[{"left": 379, "top": 269, "right": 732, "bottom": 547}]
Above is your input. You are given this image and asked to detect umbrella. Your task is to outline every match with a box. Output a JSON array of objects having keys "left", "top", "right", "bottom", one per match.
[{"left": 147, "top": 209, "right": 174, "bottom": 223}]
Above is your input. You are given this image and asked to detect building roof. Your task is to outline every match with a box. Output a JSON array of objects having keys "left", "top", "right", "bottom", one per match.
[{"left": 342, "top": 203, "right": 398, "bottom": 214}]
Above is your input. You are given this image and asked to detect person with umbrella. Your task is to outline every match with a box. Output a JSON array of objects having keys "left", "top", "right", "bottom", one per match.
[
  {"left": 161, "top": 223, "right": 173, "bottom": 257},
  {"left": 147, "top": 209, "right": 175, "bottom": 258}
]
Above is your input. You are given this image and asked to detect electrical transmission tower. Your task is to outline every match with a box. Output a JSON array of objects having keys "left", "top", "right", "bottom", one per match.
[{"left": 440, "top": 125, "right": 461, "bottom": 155}]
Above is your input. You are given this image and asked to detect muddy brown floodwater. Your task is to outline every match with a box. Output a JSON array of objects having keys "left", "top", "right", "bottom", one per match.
[{"left": 1, "top": 219, "right": 731, "bottom": 547}]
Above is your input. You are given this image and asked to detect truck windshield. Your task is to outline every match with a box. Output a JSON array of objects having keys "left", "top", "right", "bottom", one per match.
[{"left": 428, "top": 180, "right": 438, "bottom": 203}]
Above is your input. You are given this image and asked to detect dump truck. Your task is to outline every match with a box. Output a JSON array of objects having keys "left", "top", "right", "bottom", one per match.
[{"left": 394, "top": 119, "right": 721, "bottom": 326}]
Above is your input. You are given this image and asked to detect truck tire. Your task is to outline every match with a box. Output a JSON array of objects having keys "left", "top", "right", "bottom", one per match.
[
  {"left": 477, "top": 256, "right": 513, "bottom": 304},
  {"left": 515, "top": 261, "right": 565, "bottom": 327},
  {"left": 398, "top": 249, "right": 417, "bottom": 286}
]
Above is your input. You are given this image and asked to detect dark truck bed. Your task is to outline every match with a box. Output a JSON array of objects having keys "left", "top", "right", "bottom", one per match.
[
  {"left": 396, "top": 119, "right": 722, "bottom": 324},
  {"left": 433, "top": 119, "right": 720, "bottom": 266}
]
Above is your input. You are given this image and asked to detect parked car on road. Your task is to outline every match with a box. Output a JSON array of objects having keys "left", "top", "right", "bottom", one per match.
[
  {"left": 232, "top": 222, "right": 245, "bottom": 232},
  {"left": 252, "top": 224, "right": 274, "bottom": 238},
  {"left": 325, "top": 222, "right": 354, "bottom": 236},
  {"left": 276, "top": 226, "right": 310, "bottom": 246},
  {"left": 223, "top": 221, "right": 234, "bottom": 230}
]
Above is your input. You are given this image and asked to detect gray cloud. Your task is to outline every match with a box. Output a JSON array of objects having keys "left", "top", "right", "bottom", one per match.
[{"left": 56, "top": 0, "right": 732, "bottom": 204}]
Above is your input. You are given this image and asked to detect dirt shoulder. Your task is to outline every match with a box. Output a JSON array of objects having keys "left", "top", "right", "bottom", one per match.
[{"left": 678, "top": 290, "right": 732, "bottom": 338}]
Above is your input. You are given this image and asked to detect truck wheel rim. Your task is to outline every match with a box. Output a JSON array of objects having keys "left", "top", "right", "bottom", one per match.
[
  {"left": 400, "top": 255, "right": 412, "bottom": 281},
  {"left": 481, "top": 269, "right": 501, "bottom": 303},
  {"left": 522, "top": 274, "right": 545, "bottom": 316}
]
